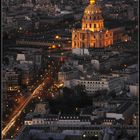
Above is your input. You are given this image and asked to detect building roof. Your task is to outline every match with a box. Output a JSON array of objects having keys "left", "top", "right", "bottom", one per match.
[{"left": 84, "top": 2, "right": 101, "bottom": 15}]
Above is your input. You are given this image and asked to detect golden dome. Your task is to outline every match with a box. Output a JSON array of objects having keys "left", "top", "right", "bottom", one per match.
[
  {"left": 82, "top": 0, "right": 104, "bottom": 32},
  {"left": 84, "top": 4, "right": 101, "bottom": 15}
]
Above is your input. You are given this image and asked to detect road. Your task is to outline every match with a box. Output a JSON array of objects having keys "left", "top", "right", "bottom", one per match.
[{"left": 2, "top": 76, "right": 50, "bottom": 138}]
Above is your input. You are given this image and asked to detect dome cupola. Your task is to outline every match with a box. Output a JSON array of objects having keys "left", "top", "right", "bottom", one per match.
[
  {"left": 82, "top": 0, "right": 104, "bottom": 32},
  {"left": 90, "top": 0, "right": 95, "bottom": 4}
]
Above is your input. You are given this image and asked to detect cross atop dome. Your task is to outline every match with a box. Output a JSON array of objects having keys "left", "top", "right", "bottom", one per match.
[{"left": 90, "top": 0, "right": 95, "bottom": 4}]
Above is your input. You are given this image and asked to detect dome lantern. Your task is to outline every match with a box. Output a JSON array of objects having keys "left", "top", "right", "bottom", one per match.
[{"left": 90, "top": 0, "right": 95, "bottom": 5}]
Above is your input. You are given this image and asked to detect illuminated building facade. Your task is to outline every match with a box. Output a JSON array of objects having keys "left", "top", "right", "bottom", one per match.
[{"left": 72, "top": 0, "right": 113, "bottom": 48}]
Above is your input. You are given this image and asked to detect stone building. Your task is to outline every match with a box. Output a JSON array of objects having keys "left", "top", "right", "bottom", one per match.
[{"left": 72, "top": 0, "right": 113, "bottom": 49}]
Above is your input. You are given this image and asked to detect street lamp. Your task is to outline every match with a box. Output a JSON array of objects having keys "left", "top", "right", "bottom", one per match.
[
  {"left": 55, "top": 35, "right": 61, "bottom": 40},
  {"left": 83, "top": 134, "right": 86, "bottom": 138}
]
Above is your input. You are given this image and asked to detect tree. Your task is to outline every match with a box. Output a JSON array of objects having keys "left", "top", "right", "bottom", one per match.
[
  {"left": 63, "top": 87, "right": 73, "bottom": 98},
  {"left": 74, "top": 85, "right": 86, "bottom": 97},
  {"left": 108, "top": 90, "right": 116, "bottom": 98}
]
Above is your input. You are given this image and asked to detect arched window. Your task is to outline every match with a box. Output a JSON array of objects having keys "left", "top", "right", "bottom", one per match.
[
  {"left": 74, "top": 35, "right": 77, "bottom": 39},
  {"left": 74, "top": 42, "right": 76, "bottom": 47}
]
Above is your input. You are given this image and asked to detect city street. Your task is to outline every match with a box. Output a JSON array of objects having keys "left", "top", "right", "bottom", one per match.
[
  {"left": 2, "top": 57, "right": 63, "bottom": 139},
  {"left": 2, "top": 78, "right": 47, "bottom": 138}
]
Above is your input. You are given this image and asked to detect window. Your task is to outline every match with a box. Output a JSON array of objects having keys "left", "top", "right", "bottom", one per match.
[
  {"left": 82, "top": 34, "right": 85, "bottom": 40},
  {"left": 74, "top": 42, "right": 76, "bottom": 46},
  {"left": 94, "top": 24, "right": 96, "bottom": 28},
  {"left": 90, "top": 24, "right": 92, "bottom": 28}
]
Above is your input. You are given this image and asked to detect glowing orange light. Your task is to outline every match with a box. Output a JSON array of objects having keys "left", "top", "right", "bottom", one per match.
[
  {"left": 52, "top": 45, "right": 56, "bottom": 49},
  {"left": 55, "top": 35, "right": 61, "bottom": 39}
]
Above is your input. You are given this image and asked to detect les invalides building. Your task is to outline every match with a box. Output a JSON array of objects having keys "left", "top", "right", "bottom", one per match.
[{"left": 72, "top": 0, "right": 114, "bottom": 49}]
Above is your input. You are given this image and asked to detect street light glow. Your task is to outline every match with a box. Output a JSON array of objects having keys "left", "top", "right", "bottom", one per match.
[{"left": 83, "top": 134, "right": 86, "bottom": 138}]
